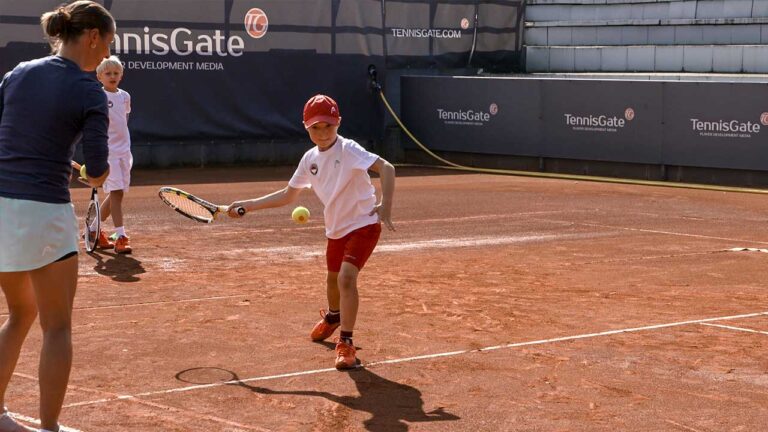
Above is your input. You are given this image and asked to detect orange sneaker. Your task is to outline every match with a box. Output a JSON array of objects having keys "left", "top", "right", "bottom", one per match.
[
  {"left": 97, "top": 230, "right": 114, "bottom": 249},
  {"left": 114, "top": 235, "right": 132, "bottom": 254},
  {"left": 334, "top": 339, "right": 358, "bottom": 370},
  {"left": 310, "top": 310, "right": 341, "bottom": 341}
]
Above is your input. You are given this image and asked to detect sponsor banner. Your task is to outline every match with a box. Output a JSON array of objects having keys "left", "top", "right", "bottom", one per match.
[
  {"left": 401, "top": 76, "right": 768, "bottom": 171},
  {"left": 401, "top": 76, "right": 541, "bottom": 156},
  {"left": 384, "top": 1, "right": 473, "bottom": 67},
  {"left": 384, "top": 1, "right": 524, "bottom": 69},
  {"left": 1, "top": 1, "right": 523, "bottom": 144},
  {"left": 541, "top": 80, "right": 664, "bottom": 164},
  {"left": 0, "top": 0, "right": 384, "bottom": 142},
  {"left": 663, "top": 82, "right": 768, "bottom": 170}
]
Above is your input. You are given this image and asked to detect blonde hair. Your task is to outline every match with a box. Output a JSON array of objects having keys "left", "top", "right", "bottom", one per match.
[{"left": 96, "top": 55, "right": 123, "bottom": 74}]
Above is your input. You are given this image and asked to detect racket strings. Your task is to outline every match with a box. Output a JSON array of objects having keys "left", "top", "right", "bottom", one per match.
[
  {"left": 85, "top": 204, "right": 98, "bottom": 229},
  {"left": 84, "top": 200, "right": 99, "bottom": 250},
  {"left": 160, "top": 192, "right": 213, "bottom": 221}
]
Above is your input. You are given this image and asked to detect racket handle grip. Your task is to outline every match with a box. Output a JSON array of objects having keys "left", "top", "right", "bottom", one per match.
[{"left": 236, "top": 207, "right": 246, "bottom": 216}]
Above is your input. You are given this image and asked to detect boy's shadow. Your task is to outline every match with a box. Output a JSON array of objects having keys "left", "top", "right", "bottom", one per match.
[
  {"left": 219, "top": 368, "right": 459, "bottom": 431},
  {"left": 88, "top": 250, "right": 145, "bottom": 282},
  {"left": 313, "top": 340, "right": 337, "bottom": 350}
]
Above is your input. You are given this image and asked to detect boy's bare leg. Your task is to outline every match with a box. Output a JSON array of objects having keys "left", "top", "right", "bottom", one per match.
[
  {"left": 99, "top": 193, "right": 111, "bottom": 223},
  {"left": 109, "top": 190, "right": 124, "bottom": 228},
  {"left": 0, "top": 272, "right": 37, "bottom": 410},
  {"left": 31, "top": 256, "right": 77, "bottom": 431},
  {"left": 310, "top": 272, "right": 342, "bottom": 342},
  {"left": 337, "top": 262, "right": 359, "bottom": 333},
  {"left": 325, "top": 272, "right": 340, "bottom": 312}
]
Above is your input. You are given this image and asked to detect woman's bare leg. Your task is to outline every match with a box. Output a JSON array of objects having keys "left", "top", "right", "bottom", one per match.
[
  {"left": 0, "top": 272, "right": 37, "bottom": 410},
  {"left": 30, "top": 256, "right": 78, "bottom": 431}
]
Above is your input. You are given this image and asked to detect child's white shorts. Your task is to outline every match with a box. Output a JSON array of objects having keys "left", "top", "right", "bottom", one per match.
[{"left": 104, "top": 153, "right": 133, "bottom": 193}]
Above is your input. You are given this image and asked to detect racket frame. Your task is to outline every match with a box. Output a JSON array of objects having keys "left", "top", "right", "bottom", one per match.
[
  {"left": 71, "top": 160, "right": 101, "bottom": 251},
  {"left": 157, "top": 187, "right": 227, "bottom": 224},
  {"left": 84, "top": 187, "right": 100, "bottom": 252}
]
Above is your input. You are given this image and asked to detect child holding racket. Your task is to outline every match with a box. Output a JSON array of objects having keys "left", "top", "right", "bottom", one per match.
[
  {"left": 228, "top": 94, "right": 396, "bottom": 370},
  {"left": 95, "top": 55, "right": 133, "bottom": 254},
  {"left": 0, "top": 2, "right": 114, "bottom": 431}
]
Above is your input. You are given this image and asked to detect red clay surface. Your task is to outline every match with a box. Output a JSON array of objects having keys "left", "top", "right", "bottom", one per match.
[{"left": 2, "top": 166, "right": 768, "bottom": 431}]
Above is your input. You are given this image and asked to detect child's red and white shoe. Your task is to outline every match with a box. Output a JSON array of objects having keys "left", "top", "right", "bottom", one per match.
[
  {"left": 334, "top": 339, "right": 359, "bottom": 370},
  {"left": 310, "top": 310, "right": 340, "bottom": 341},
  {"left": 97, "top": 230, "right": 114, "bottom": 249},
  {"left": 114, "top": 235, "right": 132, "bottom": 254}
]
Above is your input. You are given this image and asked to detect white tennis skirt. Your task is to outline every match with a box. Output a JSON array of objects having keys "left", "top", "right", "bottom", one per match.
[{"left": 0, "top": 196, "right": 79, "bottom": 272}]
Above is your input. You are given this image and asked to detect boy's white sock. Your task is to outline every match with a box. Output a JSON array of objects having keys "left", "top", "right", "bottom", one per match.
[{"left": 115, "top": 226, "right": 126, "bottom": 237}]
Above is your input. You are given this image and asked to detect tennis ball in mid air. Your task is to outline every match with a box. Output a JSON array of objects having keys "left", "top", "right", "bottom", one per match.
[
  {"left": 80, "top": 164, "right": 87, "bottom": 179},
  {"left": 292, "top": 206, "right": 310, "bottom": 224}
]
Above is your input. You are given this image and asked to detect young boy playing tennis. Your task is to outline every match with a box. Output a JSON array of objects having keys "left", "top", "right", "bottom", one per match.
[
  {"left": 95, "top": 56, "right": 133, "bottom": 254},
  {"left": 228, "top": 94, "right": 396, "bottom": 369}
]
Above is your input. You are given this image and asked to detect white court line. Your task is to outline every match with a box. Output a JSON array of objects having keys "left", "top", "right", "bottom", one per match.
[
  {"left": 23, "top": 228, "right": 733, "bottom": 317},
  {"left": 73, "top": 294, "right": 249, "bottom": 312},
  {"left": 63, "top": 310, "right": 768, "bottom": 409},
  {"left": 212, "top": 231, "right": 615, "bottom": 259},
  {"left": 11, "top": 375, "right": 270, "bottom": 432},
  {"left": 539, "top": 219, "right": 768, "bottom": 246},
  {"left": 207, "top": 210, "right": 593, "bottom": 236},
  {"left": 4, "top": 232, "right": 612, "bottom": 317},
  {"left": 561, "top": 250, "right": 724, "bottom": 267},
  {"left": 726, "top": 247, "right": 768, "bottom": 253},
  {"left": 700, "top": 322, "right": 768, "bottom": 336},
  {"left": 8, "top": 412, "right": 81, "bottom": 432},
  {"left": 0, "top": 294, "right": 251, "bottom": 317},
  {"left": 375, "top": 233, "right": 607, "bottom": 252}
]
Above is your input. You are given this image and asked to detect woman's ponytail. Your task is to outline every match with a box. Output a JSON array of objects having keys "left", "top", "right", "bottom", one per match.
[{"left": 39, "top": 1, "right": 114, "bottom": 53}]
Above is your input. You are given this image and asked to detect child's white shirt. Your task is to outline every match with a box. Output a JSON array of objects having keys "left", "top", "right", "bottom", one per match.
[
  {"left": 289, "top": 135, "right": 380, "bottom": 239},
  {"left": 104, "top": 88, "right": 131, "bottom": 157}
]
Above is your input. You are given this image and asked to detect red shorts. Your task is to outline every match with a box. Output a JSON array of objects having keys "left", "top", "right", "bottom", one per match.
[{"left": 326, "top": 223, "right": 381, "bottom": 272}]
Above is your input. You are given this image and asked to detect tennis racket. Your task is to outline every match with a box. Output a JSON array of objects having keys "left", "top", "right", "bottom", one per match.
[
  {"left": 71, "top": 161, "right": 100, "bottom": 252},
  {"left": 158, "top": 187, "right": 245, "bottom": 224},
  {"left": 83, "top": 185, "right": 100, "bottom": 252}
]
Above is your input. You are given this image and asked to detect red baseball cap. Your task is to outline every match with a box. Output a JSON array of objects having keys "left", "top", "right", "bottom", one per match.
[{"left": 303, "top": 94, "right": 341, "bottom": 128}]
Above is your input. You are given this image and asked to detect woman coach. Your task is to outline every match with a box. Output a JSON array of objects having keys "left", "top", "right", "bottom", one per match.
[{"left": 0, "top": 2, "right": 114, "bottom": 431}]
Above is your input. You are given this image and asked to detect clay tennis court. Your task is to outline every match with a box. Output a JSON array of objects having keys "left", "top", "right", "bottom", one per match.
[{"left": 3, "top": 166, "right": 767, "bottom": 431}]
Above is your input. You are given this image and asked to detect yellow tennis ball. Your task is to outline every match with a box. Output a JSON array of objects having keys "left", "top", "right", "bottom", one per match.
[
  {"left": 80, "top": 164, "right": 87, "bottom": 179},
  {"left": 292, "top": 206, "right": 310, "bottom": 224}
]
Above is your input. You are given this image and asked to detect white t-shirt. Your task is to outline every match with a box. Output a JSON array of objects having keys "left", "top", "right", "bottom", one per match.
[
  {"left": 104, "top": 88, "right": 131, "bottom": 157},
  {"left": 289, "top": 135, "right": 380, "bottom": 239}
]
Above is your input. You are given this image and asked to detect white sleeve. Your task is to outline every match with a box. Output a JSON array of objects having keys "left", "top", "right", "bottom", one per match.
[
  {"left": 288, "top": 154, "right": 311, "bottom": 189},
  {"left": 124, "top": 91, "right": 131, "bottom": 114},
  {"left": 346, "top": 141, "right": 379, "bottom": 171}
]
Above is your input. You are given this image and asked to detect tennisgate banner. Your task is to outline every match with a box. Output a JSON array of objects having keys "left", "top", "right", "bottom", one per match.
[
  {"left": 0, "top": 0, "right": 524, "bottom": 145},
  {"left": 402, "top": 76, "right": 768, "bottom": 171}
]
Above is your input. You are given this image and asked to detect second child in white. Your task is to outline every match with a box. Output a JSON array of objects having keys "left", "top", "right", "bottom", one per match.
[{"left": 95, "top": 56, "right": 133, "bottom": 254}]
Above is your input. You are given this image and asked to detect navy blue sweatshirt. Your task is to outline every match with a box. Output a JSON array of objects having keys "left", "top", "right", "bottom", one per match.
[{"left": 0, "top": 56, "right": 109, "bottom": 204}]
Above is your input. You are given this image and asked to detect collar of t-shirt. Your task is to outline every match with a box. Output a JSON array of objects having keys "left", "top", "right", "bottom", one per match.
[{"left": 316, "top": 136, "right": 341, "bottom": 157}]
